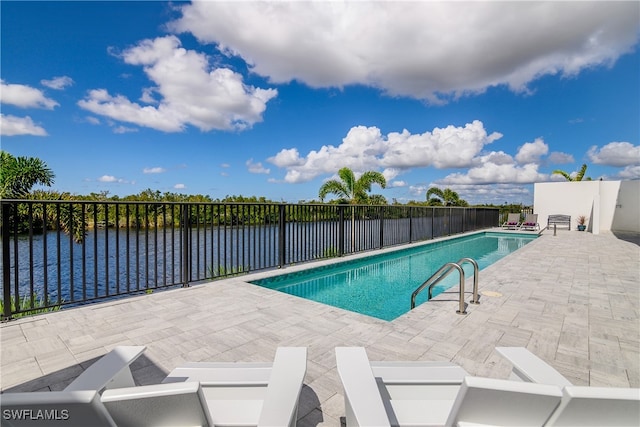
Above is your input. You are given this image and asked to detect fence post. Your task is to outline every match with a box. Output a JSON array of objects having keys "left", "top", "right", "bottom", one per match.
[
  {"left": 181, "top": 204, "right": 190, "bottom": 287},
  {"left": 379, "top": 206, "right": 384, "bottom": 249},
  {"left": 278, "top": 204, "right": 286, "bottom": 267},
  {"left": 408, "top": 207, "right": 413, "bottom": 243},
  {"left": 431, "top": 207, "right": 434, "bottom": 239},
  {"left": 2, "top": 202, "right": 12, "bottom": 320},
  {"left": 338, "top": 206, "right": 345, "bottom": 257}
]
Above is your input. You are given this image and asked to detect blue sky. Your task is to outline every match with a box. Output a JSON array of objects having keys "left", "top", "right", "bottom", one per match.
[{"left": 1, "top": 1, "right": 639, "bottom": 205}]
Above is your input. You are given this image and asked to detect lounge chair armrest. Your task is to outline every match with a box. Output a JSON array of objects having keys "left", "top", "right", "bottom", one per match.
[
  {"left": 101, "top": 381, "right": 213, "bottom": 427},
  {"left": 258, "top": 347, "right": 307, "bottom": 427},
  {"left": 65, "top": 346, "right": 146, "bottom": 392},
  {"left": 336, "top": 347, "right": 391, "bottom": 427},
  {"left": 495, "top": 347, "right": 572, "bottom": 387}
]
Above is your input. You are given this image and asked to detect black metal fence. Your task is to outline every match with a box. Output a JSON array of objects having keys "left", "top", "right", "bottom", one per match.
[{"left": 1, "top": 200, "right": 498, "bottom": 319}]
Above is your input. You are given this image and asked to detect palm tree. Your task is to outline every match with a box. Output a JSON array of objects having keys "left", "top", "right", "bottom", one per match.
[
  {"left": 0, "top": 151, "right": 55, "bottom": 198},
  {"left": 426, "top": 187, "right": 468, "bottom": 206},
  {"left": 319, "top": 167, "right": 386, "bottom": 251},
  {"left": 318, "top": 167, "right": 386, "bottom": 204},
  {"left": 552, "top": 164, "right": 592, "bottom": 181},
  {"left": 1, "top": 151, "right": 86, "bottom": 242}
]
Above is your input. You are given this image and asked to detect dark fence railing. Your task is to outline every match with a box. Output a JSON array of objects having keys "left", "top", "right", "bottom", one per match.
[{"left": 1, "top": 200, "right": 498, "bottom": 319}]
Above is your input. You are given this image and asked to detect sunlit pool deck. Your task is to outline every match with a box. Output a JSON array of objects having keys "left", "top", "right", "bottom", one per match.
[{"left": 2, "top": 228, "right": 639, "bottom": 426}]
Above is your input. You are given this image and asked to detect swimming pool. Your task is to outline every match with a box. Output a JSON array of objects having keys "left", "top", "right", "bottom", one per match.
[{"left": 250, "top": 232, "right": 537, "bottom": 321}]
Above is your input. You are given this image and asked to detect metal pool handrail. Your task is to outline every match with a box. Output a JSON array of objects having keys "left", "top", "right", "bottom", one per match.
[{"left": 410, "top": 257, "right": 479, "bottom": 315}]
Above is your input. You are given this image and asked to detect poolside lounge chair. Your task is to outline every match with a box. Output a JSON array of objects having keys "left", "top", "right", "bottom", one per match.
[
  {"left": 1, "top": 347, "right": 307, "bottom": 427},
  {"left": 496, "top": 347, "right": 640, "bottom": 426},
  {"left": 502, "top": 212, "right": 521, "bottom": 229},
  {"left": 0, "top": 346, "right": 145, "bottom": 426},
  {"left": 335, "top": 347, "right": 563, "bottom": 426},
  {"left": 161, "top": 346, "right": 307, "bottom": 427},
  {"left": 519, "top": 213, "right": 540, "bottom": 231}
]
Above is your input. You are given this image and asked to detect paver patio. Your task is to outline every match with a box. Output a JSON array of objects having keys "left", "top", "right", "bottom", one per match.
[{"left": 1, "top": 229, "right": 639, "bottom": 426}]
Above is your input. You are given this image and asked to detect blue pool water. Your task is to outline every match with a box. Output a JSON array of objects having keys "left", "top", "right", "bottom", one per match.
[{"left": 250, "top": 232, "right": 537, "bottom": 321}]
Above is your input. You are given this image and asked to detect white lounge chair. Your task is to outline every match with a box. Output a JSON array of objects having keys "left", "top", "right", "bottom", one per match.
[
  {"left": 519, "top": 213, "right": 540, "bottom": 231},
  {"left": 335, "top": 347, "right": 563, "bottom": 427},
  {"left": 161, "top": 346, "right": 307, "bottom": 427},
  {"left": 1, "top": 346, "right": 306, "bottom": 427},
  {"left": 502, "top": 213, "right": 521, "bottom": 230},
  {"left": 496, "top": 347, "right": 640, "bottom": 426},
  {"left": 0, "top": 346, "right": 145, "bottom": 426}
]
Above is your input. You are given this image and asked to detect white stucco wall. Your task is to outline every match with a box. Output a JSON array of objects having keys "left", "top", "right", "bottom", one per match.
[
  {"left": 613, "top": 181, "right": 640, "bottom": 232},
  {"left": 533, "top": 180, "right": 640, "bottom": 233}
]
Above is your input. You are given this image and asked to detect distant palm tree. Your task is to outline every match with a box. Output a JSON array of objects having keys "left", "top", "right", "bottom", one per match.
[
  {"left": 319, "top": 167, "right": 386, "bottom": 251},
  {"left": 318, "top": 167, "right": 386, "bottom": 204},
  {"left": 552, "top": 163, "right": 592, "bottom": 181},
  {"left": 426, "top": 187, "right": 468, "bottom": 206}
]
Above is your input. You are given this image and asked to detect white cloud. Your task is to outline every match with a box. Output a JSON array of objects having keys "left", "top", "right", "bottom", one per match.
[
  {"left": 86, "top": 116, "right": 101, "bottom": 125},
  {"left": 246, "top": 158, "right": 270, "bottom": 174},
  {"left": 41, "top": 76, "right": 74, "bottom": 90},
  {"left": 170, "top": 2, "right": 639, "bottom": 102},
  {"left": 78, "top": 36, "right": 277, "bottom": 132},
  {"left": 98, "top": 175, "right": 129, "bottom": 184},
  {"left": 0, "top": 80, "right": 58, "bottom": 109},
  {"left": 389, "top": 180, "right": 407, "bottom": 188},
  {"left": 587, "top": 142, "right": 640, "bottom": 167},
  {"left": 174, "top": 183, "right": 186, "bottom": 189},
  {"left": 617, "top": 166, "right": 640, "bottom": 179},
  {"left": 267, "top": 120, "right": 501, "bottom": 183},
  {"left": 0, "top": 114, "right": 47, "bottom": 136},
  {"left": 548, "top": 152, "right": 575, "bottom": 164},
  {"left": 437, "top": 153, "right": 547, "bottom": 185},
  {"left": 143, "top": 167, "right": 166, "bottom": 174},
  {"left": 112, "top": 125, "right": 139, "bottom": 134},
  {"left": 515, "top": 138, "right": 549, "bottom": 164}
]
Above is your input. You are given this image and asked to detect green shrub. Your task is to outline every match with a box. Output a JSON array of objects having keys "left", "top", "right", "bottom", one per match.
[{"left": 0, "top": 293, "right": 62, "bottom": 319}]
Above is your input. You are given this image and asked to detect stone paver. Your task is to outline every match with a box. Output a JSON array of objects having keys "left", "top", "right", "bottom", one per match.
[{"left": 2, "top": 229, "right": 639, "bottom": 424}]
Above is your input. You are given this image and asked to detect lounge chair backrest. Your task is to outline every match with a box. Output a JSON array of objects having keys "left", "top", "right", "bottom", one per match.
[
  {"left": 65, "top": 346, "right": 146, "bottom": 392},
  {"left": 545, "top": 386, "right": 640, "bottom": 426},
  {"left": 335, "top": 347, "right": 391, "bottom": 427},
  {"left": 522, "top": 213, "right": 538, "bottom": 225},
  {"left": 0, "top": 390, "right": 115, "bottom": 427},
  {"left": 259, "top": 347, "right": 308, "bottom": 427},
  {"left": 445, "top": 376, "right": 562, "bottom": 427},
  {"left": 101, "top": 382, "right": 212, "bottom": 427},
  {"left": 506, "top": 213, "right": 520, "bottom": 224}
]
